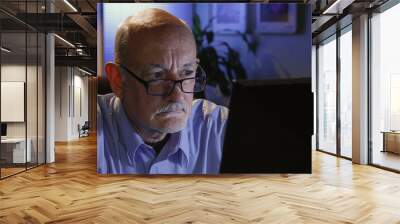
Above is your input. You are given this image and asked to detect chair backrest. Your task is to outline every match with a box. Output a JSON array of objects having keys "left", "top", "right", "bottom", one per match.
[{"left": 82, "top": 121, "right": 90, "bottom": 129}]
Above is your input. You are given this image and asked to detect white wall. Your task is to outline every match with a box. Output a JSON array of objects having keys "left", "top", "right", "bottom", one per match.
[
  {"left": 55, "top": 67, "right": 89, "bottom": 141},
  {"left": 1, "top": 82, "right": 25, "bottom": 122},
  {"left": 72, "top": 72, "right": 89, "bottom": 138},
  {"left": 55, "top": 66, "right": 69, "bottom": 141}
]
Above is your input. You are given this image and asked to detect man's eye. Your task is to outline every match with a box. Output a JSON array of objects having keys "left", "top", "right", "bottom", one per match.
[
  {"left": 152, "top": 71, "right": 164, "bottom": 79},
  {"left": 182, "top": 70, "right": 195, "bottom": 76}
]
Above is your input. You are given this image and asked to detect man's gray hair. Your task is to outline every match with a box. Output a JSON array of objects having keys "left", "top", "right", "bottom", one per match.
[
  {"left": 115, "top": 21, "right": 130, "bottom": 65},
  {"left": 114, "top": 8, "right": 194, "bottom": 66}
]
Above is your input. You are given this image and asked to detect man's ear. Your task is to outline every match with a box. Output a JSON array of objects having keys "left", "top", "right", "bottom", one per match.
[{"left": 105, "top": 63, "right": 122, "bottom": 98}]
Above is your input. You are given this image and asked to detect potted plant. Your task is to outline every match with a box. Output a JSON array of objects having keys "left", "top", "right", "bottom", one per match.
[{"left": 192, "top": 13, "right": 258, "bottom": 106}]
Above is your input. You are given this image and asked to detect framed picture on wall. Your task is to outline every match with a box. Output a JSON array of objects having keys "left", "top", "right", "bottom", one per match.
[
  {"left": 212, "top": 3, "right": 247, "bottom": 34},
  {"left": 256, "top": 4, "right": 297, "bottom": 34}
]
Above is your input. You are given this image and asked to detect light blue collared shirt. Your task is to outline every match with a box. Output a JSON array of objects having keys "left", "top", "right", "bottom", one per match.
[{"left": 97, "top": 93, "right": 228, "bottom": 174}]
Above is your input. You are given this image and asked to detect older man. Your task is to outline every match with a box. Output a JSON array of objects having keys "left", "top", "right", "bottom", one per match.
[{"left": 97, "top": 8, "right": 228, "bottom": 174}]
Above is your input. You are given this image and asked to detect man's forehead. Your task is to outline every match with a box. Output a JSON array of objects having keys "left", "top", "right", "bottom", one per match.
[
  {"left": 124, "top": 23, "right": 196, "bottom": 70},
  {"left": 127, "top": 43, "right": 196, "bottom": 68},
  {"left": 127, "top": 24, "right": 195, "bottom": 51},
  {"left": 146, "top": 61, "right": 197, "bottom": 70}
]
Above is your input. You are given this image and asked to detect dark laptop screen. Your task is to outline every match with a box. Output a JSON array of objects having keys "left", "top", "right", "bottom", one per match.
[{"left": 220, "top": 78, "right": 313, "bottom": 173}]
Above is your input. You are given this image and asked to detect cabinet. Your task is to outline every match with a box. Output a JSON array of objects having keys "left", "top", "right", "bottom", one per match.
[
  {"left": 0, "top": 138, "right": 32, "bottom": 164},
  {"left": 382, "top": 132, "right": 400, "bottom": 154}
]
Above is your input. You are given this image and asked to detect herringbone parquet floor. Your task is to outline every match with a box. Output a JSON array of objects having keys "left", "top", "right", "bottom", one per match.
[{"left": 1, "top": 134, "right": 400, "bottom": 224}]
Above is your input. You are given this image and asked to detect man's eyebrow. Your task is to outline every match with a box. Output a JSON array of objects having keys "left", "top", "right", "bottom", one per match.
[
  {"left": 147, "top": 62, "right": 197, "bottom": 70},
  {"left": 181, "top": 62, "right": 196, "bottom": 68},
  {"left": 148, "top": 64, "right": 166, "bottom": 70}
]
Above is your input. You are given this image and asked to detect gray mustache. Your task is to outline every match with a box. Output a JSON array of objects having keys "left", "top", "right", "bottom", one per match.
[{"left": 157, "top": 102, "right": 185, "bottom": 113}]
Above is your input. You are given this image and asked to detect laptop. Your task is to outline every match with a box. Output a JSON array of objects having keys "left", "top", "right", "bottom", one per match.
[{"left": 219, "top": 78, "right": 313, "bottom": 174}]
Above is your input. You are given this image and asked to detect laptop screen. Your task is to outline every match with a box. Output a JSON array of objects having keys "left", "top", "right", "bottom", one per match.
[{"left": 220, "top": 78, "right": 313, "bottom": 173}]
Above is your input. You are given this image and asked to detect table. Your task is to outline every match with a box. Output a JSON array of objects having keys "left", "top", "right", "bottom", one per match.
[
  {"left": 381, "top": 131, "right": 400, "bottom": 154},
  {"left": 1, "top": 138, "right": 31, "bottom": 163}
]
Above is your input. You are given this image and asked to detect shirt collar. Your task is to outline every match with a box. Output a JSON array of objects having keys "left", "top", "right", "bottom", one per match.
[{"left": 112, "top": 95, "right": 191, "bottom": 167}]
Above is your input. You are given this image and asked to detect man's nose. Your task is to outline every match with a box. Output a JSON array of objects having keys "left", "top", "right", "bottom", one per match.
[{"left": 166, "top": 82, "right": 186, "bottom": 101}]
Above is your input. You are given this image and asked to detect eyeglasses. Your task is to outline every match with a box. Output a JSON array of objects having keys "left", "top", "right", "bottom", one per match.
[{"left": 120, "top": 64, "right": 207, "bottom": 97}]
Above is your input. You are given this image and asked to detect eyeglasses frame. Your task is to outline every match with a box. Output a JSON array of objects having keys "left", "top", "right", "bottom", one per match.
[{"left": 119, "top": 64, "right": 207, "bottom": 96}]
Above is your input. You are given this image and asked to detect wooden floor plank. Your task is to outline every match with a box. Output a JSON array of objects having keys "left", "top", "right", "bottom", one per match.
[{"left": 0, "top": 134, "right": 400, "bottom": 223}]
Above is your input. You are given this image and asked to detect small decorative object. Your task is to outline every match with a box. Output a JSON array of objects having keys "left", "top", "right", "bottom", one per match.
[
  {"left": 212, "top": 3, "right": 247, "bottom": 34},
  {"left": 256, "top": 3, "right": 297, "bottom": 34}
]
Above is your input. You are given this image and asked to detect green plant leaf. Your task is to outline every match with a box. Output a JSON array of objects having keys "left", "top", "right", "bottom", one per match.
[
  {"left": 206, "top": 31, "right": 214, "bottom": 44},
  {"left": 193, "top": 14, "right": 201, "bottom": 33}
]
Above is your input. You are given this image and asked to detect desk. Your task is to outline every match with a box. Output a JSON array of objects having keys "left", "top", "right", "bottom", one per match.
[
  {"left": 1, "top": 138, "right": 31, "bottom": 163},
  {"left": 381, "top": 131, "right": 400, "bottom": 154}
]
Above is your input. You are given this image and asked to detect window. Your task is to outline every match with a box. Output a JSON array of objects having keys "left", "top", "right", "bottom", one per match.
[
  {"left": 370, "top": 2, "right": 400, "bottom": 171},
  {"left": 317, "top": 36, "right": 337, "bottom": 154},
  {"left": 0, "top": 1, "right": 47, "bottom": 179},
  {"left": 339, "top": 28, "right": 352, "bottom": 158}
]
